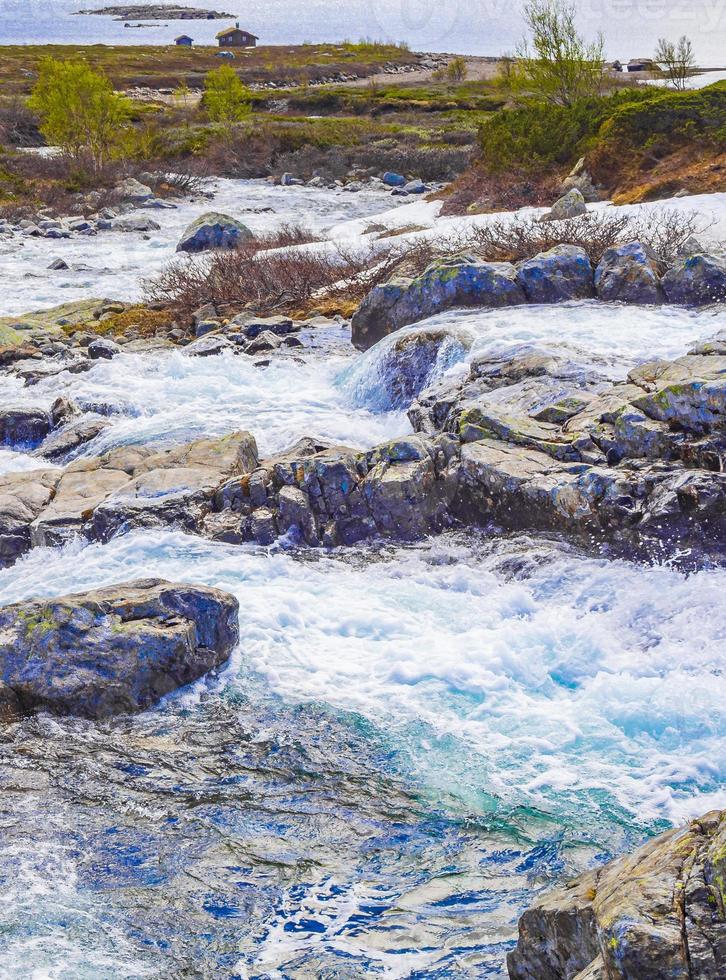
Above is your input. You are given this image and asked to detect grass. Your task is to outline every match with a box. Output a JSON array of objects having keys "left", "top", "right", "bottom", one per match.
[{"left": 0, "top": 43, "right": 417, "bottom": 96}]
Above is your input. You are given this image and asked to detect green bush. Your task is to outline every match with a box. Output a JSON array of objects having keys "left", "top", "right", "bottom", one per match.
[
  {"left": 599, "top": 81, "right": 726, "bottom": 150},
  {"left": 480, "top": 89, "right": 658, "bottom": 173}
]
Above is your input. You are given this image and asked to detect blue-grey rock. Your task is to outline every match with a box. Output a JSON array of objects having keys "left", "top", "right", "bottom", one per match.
[
  {"left": 594, "top": 241, "right": 665, "bottom": 304},
  {"left": 351, "top": 254, "right": 525, "bottom": 351},
  {"left": 383, "top": 172, "right": 406, "bottom": 187},
  {"left": 176, "top": 212, "right": 254, "bottom": 253},
  {"left": 517, "top": 245, "right": 595, "bottom": 303},
  {"left": 0, "top": 579, "right": 239, "bottom": 718},
  {"left": 662, "top": 253, "right": 726, "bottom": 306},
  {"left": 0, "top": 407, "right": 51, "bottom": 448}
]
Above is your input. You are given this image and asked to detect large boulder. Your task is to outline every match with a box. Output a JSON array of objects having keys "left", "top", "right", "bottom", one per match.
[
  {"left": 594, "top": 242, "right": 664, "bottom": 304},
  {"left": 662, "top": 252, "right": 726, "bottom": 306},
  {"left": 176, "top": 212, "right": 254, "bottom": 253},
  {"left": 0, "top": 579, "right": 239, "bottom": 719},
  {"left": 351, "top": 254, "right": 525, "bottom": 351},
  {"left": 0, "top": 469, "right": 60, "bottom": 566},
  {"left": 516, "top": 245, "right": 595, "bottom": 304},
  {"left": 508, "top": 810, "right": 726, "bottom": 980}
]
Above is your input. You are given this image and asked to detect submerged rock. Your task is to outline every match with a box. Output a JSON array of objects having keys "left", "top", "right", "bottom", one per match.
[
  {"left": 0, "top": 579, "right": 239, "bottom": 719},
  {"left": 508, "top": 809, "right": 726, "bottom": 980},
  {"left": 176, "top": 212, "right": 254, "bottom": 253}
]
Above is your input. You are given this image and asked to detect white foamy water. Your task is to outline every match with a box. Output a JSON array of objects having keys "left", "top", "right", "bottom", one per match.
[
  {"left": 2, "top": 529, "right": 724, "bottom": 830},
  {"left": 0, "top": 179, "right": 398, "bottom": 316}
]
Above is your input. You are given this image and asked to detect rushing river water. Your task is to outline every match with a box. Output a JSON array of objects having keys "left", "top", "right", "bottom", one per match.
[{"left": 2, "top": 180, "right": 726, "bottom": 977}]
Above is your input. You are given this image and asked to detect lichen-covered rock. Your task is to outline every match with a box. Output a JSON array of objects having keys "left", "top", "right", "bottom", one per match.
[
  {"left": 517, "top": 245, "right": 595, "bottom": 304},
  {"left": 507, "top": 810, "right": 726, "bottom": 980},
  {"left": 351, "top": 254, "right": 525, "bottom": 350},
  {"left": 0, "top": 579, "right": 239, "bottom": 719},
  {"left": 176, "top": 212, "right": 254, "bottom": 253},
  {"left": 662, "top": 252, "right": 726, "bottom": 306},
  {"left": 541, "top": 188, "right": 587, "bottom": 222},
  {"left": 594, "top": 242, "right": 664, "bottom": 304}
]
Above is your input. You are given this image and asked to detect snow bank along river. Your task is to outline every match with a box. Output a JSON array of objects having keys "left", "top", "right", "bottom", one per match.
[{"left": 1, "top": 180, "right": 725, "bottom": 978}]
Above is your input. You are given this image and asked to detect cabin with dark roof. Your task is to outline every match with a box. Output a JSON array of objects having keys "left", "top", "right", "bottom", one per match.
[
  {"left": 174, "top": 35, "right": 194, "bottom": 47},
  {"left": 216, "top": 23, "right": 258, "bottom": 47}
]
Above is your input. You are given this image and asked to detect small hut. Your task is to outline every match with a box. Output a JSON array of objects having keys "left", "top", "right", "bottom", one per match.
[
  {"left": 174, "top": 35, "right": 194, "bottom": 47},
  {"left": 628, "top": 58, "right": 655, "bottom": 73},
  {"left": 216, "top": 23, "right": 259, "bottom": 48}
]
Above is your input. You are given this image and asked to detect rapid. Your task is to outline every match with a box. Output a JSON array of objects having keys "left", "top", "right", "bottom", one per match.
[{"left": 1, "top": 180, "right": 725, "bottom": 978}]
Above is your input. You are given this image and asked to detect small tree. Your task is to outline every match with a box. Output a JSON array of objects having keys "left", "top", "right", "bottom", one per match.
[
  {"left": 203, "top": 66, "right": 251, "bottom": 124},
  {"left": 28, "top": 58, "right": 131, "bottom": 173},
  {"left": 446, "top": 56, "right": 468, "bottom": 84},
  {"left": 655, "top": 35, "right": 696, "bottom": 91},
  {"left": 514, "top": 0, "right": 604, "bottom": 106}
]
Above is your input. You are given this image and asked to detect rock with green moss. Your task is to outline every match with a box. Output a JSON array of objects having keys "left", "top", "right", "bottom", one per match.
[
  {"left": 351, "top": 254, "right": 525, "bottom": 350},
  {"left": 0, "top": 579, "right": 239, "bottom": 719},
  {"left": 516, "top": 245, "right": 595, "bottom": 304},
  {"left": 508, "top": 810, "right": 726, "bottom": 980}
]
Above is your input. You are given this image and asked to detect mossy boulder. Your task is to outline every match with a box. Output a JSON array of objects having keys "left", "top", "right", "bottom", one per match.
[{"left": 0, "top": 580, "right": 239, "bottom": 719}]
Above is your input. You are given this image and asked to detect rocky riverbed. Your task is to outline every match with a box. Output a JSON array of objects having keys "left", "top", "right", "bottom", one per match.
[{"left": 1, "top": 180, "right": 725, "bottom": 976}]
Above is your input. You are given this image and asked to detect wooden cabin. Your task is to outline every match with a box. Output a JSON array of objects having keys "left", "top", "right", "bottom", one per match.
[
  {"left": 174, "top": 35, "right": 193, "bottom": 47},
  {"left": 216, "top": 24, "right": 258, "bottom": 48}
]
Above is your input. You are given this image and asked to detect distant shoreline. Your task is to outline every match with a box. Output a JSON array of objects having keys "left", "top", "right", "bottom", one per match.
[{"left": 75, "top": 5, "right": 236, "bottom": 19}]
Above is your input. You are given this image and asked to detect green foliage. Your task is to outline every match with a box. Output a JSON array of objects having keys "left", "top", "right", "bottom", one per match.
[
  {"left": 600, "top": 82, "right": 726, "bottom": 150},
  {"left": 513, "top": 0, "right": 605, "bottom": 106},
  {"left": 202, "top": 66, "right": 251, "bottom": 123},
  {"left": 27, "top": 57, "right": 131, "bottom": 172},
  {"left": 446, "top": 57, "right": 468, "bottom": 84},
  {"left": 480, "top": 89, "right": 654, "bottom": 172}
]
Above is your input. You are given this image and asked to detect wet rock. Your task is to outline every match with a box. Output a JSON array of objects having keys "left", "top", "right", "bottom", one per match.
[
  {"left": 229, "top": 314, "right": 298, "bottom": 339},
  {"left": 0, "top": 469, "right": 61, "bottom": 566},
  {"left": 351, "top": 254, "right": 525, "bottom": 351},
  {"left": 48, "top": 257, "right": 69, "bottom": 270},
  {"left": 662, "top": 252, "right": 726, "bottom": 306},
  {"left": 382, "top": 172, "right": 406, "bottom": 187},
  {"left": 517, "top": 245, "right": 595, "bottom": 304},
  {"left": 508, "top": 809, "right": 726, "bottom": 980},
  {"left": 541, "top": 188, "right": 587, "bottom": 222},
  {"left": 594, "top": 242, "right": 664, "bottom": 304},
  {"left": 245, "top": 331, "right": 282, "bottom": 355},
  {"left": 37, "top": 416, "right": 111, "bottom": 463},
  {"left": 177, "top": 212, "right": 254, "bottom": 253},
  {"left": 249, "top": 507, "right": 277, "bottom": 544},
  {"left": 50, "top": 396, "right": 78, "bottom": 427},
  {"left": 345, "top": 325, "right": 472, "bottom": 411},
  {"left": 0, "top": 579, "right": 239, "bottom": 719},
  {"left": 116, "top": 215, "right": 161, "bottom": 233},
  {"left": 87, "top": 337, "right": 120, "bottom": 360},
  {"left": 184, "top": 335, "right": 235, "bottom": 358},
  {"left": 0, "top": 407, "right": 51, "bottom": 447}
]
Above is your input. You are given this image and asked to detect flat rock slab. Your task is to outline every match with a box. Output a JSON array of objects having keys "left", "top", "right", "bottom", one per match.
[{"left": 0, "top": 579, "right": 239, "bottom": 719}]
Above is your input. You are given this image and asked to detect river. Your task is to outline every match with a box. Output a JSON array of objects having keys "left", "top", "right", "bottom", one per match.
[{"left": 1, "top": 180, "right": 725, "bottom": 978}]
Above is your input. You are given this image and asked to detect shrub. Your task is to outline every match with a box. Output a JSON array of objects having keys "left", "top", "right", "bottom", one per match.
[
  {"left": 202, "top": 66, "right": 251, "bottom": 124},
  {"left": 27, "top": 58, "right": 131, "bottom": 173}
]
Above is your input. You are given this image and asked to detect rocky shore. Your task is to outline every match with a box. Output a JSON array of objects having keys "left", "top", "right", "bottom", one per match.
[{"left": 508, "top": 810, "right": 726, "bottom": 979}]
